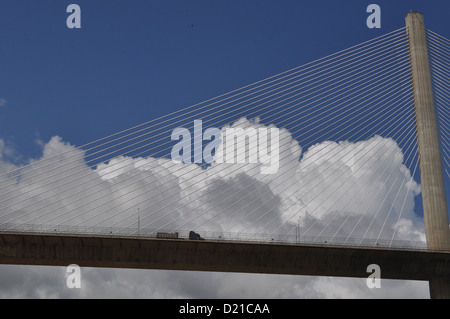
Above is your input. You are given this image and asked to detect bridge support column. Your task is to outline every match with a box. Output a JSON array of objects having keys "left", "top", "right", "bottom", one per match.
[
  {"left": 430, "top": 276, "right": 450, "bottom": 299},
  {"left": 406, "top": 12, "right": 450, "bottom": 299}
]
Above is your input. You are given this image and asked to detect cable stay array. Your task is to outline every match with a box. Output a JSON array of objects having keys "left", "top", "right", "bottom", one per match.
[{"left": 0, "top": 26, "right": 447, "bottom": 250}]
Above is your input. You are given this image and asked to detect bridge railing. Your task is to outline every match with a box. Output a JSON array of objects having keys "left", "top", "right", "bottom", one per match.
[{"left": 0, "top": 222, "right": 442, "bottom": 252}]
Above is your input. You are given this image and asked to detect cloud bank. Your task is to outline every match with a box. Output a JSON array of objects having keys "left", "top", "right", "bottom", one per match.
[{"left": 0, "top": 117, "right": 428, "bottom": 298}]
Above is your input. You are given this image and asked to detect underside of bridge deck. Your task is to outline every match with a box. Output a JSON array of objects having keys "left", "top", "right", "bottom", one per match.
[{"left": 0, "top": 232, "right": 449, "bottom": 283}]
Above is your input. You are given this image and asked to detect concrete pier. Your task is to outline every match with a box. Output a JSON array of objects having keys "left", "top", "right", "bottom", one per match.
[{"left": 406, "top": 12, "right": 450, "bottom": 298}]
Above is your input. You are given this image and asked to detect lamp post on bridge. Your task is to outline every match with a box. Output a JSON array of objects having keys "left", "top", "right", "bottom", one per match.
[{"left": 296, "top": 216, "right": 301, "bottom": 244}]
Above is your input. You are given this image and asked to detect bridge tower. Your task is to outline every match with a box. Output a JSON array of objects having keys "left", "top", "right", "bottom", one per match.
[{"left": 405, "top": 12, "right": 450, "bottom": 299}]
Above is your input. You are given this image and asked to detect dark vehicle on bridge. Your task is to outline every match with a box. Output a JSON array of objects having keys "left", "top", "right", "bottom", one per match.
[{"left": 189, "top": 231, "right": 205, "bottom": 240}]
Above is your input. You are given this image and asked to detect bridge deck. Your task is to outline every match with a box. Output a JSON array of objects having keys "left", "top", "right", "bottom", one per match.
[{"left": 1, "top": 232, "right": 449, "bottom": 281}]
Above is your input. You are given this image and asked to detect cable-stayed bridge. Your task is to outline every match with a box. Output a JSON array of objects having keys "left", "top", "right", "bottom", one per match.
[{"left": 0, "top": 13, "right": 449, "bottom": 298}]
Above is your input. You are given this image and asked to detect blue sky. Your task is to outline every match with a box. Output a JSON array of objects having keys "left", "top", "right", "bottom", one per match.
[
  {"left": 0, "top": 1, "right": 449, "bottom": 218},
  {"left": 0, "top": 0, "right": 449, "bottom": 157}
]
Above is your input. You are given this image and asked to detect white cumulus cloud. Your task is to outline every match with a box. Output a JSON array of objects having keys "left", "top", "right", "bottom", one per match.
[{"left": 0, "top": 117, "right": 428, "bottom": 298}]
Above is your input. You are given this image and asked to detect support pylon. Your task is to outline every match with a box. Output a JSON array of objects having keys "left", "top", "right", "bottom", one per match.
[{"left": 405, "top": 12, "right": 450, "bottom": 299}]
